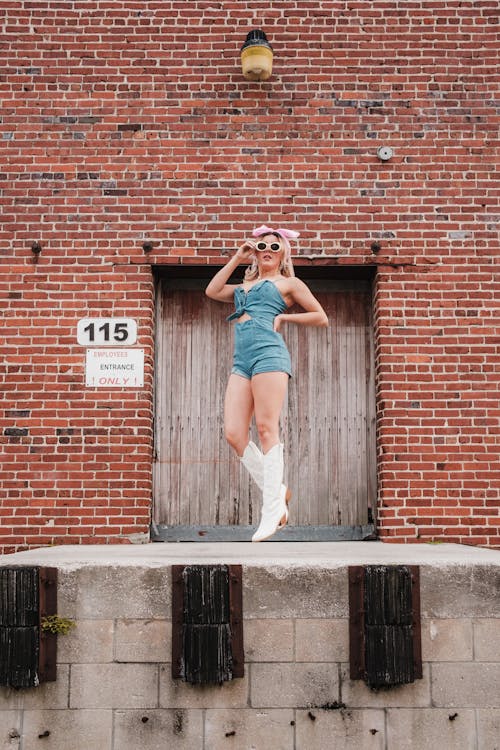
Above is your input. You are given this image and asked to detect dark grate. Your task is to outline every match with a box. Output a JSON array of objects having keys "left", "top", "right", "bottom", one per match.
[
  {"left": 349, "top": 565, "right": 422, "bottom": 688},
  {"left": 364, "top": 566, "right": 415, "bottom": 687},
  {"left": 0, "top": 567, "right": 39, "bottom": 627},
  {"left": 0, "top": 566, "right": 57, "bottom": 688},
  {"left": 0, "top": 568, "right": 40, "bottom": 687},
  {"left": 0, "top": 626, "right": 39, "bottom": 688},
  {"left": 172, "top": 564, "right": 244, "bottom": 685},
  {"left": 182, "top": 565, "right": 232, "bottom": 685}
]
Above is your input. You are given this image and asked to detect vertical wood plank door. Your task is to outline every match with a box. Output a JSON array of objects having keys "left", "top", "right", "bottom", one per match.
[{"left": 153, "top": 276, "right": 376, "bottom": 541}]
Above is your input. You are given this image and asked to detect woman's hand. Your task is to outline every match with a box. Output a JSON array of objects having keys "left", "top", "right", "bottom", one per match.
[
  {"left": 273, "top": 314, "right": 287, "bottom": 332},
  {"left": 235, "top": 240, "right": 256, "bottom": 263}
]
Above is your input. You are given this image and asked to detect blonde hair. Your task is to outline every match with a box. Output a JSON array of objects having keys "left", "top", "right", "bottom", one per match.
[{"left": 243, "top": 232, "right": 296, "bottom": 282}]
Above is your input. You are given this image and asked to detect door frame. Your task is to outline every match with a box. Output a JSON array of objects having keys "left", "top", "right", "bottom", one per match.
[{"left": 151, "top": 262, "right": 378, "bottom": 542}]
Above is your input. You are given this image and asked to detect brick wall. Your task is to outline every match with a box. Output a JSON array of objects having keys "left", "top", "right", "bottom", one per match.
[{"left": 0, "top": 1, "right": 498, "bottom": 551}]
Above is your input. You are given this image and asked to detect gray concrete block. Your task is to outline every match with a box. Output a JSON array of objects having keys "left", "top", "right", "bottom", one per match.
[
  {"left": 243, "top": 567, "right": 347, "bottom": 618},
  {"left": 0, "top": 711, "right": 22, "bottom": 749},
  {"left": 250, "top": 663, "right": 338, "bottom": 708},
  {"left": 159, "top": 665, "right": 249, "bottom": 709},
  {"left": 58, "top": 567, "right": 171, "bottom": 620},
  {"left": 340, "top": 663, "right": 431, "bottom": 708},
  {"left": 295, "top": 707, "right": 385, "bottom": 750},
  {"left": 386, "top": 708, "right": 476, "bottom": 749},
  {"left": 114, "top": 619, "right": 171, "bottom": 663},
  {"left": 473, "top": 619, "right": 500, "bottom": 661},
  {"left": 295, "top": 619, "right": 349, "bottom": 662},
  {"left": 57, "top": 619, "right": 114, "bottom": 664},
  {"left": 420, "top": 565, "right": 500, "bottom": 618},
  {"left": 0, "top": 666, "right": 70, "bottom": 710},
  {"left": 477, "top": 708, "right": 500, "bottom": 750},
  {"left": 244, "top": 619, "right": 294, "bottom": 662},
  {"left": 205, "top": 709, "right": 294, "bottom": 750},
  {"left": 431, "top": 663, "right": 500, "bottom": 708},
  {"left": 22, "top": 710, "right": 112, "bottom": 750},
  {"left": 113, "top": 709, "right": 203, "bottom": 750},
  {"left": 70, "top": 664, "right": 158, "bottom": 709},
  {"left": 421, "top": 619, "right": 473, "bottom": 662}
]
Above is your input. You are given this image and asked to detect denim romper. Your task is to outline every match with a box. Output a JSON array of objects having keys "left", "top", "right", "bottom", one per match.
[{"left": 227, "top": 279, "right": 292, "bottom": 379}]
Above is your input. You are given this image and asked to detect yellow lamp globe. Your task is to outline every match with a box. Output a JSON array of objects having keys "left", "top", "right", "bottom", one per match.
[{"left": 241, "top": 30, "right": 273, "bottom": 81}]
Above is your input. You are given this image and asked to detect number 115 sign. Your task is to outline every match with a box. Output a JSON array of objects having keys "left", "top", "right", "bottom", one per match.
[{"left": 77, "top": 318, "right": 137, "bottom": 346}]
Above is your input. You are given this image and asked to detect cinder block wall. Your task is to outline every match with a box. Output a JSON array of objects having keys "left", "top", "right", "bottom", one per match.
[
  {"left": 0, "top": 558, "right": 499, "bottom": 749},
  {"left": 0, "top": 1, "right": 498, "bottom": 551}
]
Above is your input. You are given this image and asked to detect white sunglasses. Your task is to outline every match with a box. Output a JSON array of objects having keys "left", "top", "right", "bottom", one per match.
[{"left": 255, "top": 241, "right": 281, "bottom": 253}]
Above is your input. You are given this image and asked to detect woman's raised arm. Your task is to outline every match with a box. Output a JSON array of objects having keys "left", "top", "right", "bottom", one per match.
[{"left": 205, "top": 241, "right": 255, "bottom": 302}]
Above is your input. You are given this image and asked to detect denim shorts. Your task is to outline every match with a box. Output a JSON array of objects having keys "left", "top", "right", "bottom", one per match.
[{"left": 231, "top": 319, "right": 292, "bottom": 379}]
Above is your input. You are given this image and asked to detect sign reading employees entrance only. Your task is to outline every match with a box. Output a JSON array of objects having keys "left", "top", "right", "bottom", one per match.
[{"left": 85, "top": 349, "right": 144, "bottom": 388}]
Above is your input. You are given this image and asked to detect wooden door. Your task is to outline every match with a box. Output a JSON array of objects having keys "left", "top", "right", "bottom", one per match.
[{"left": 153, "top": 274, "right": 376, "bottom": 541}]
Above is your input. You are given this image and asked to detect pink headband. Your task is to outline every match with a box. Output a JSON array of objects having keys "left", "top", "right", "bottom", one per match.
[{"left": 252, "top": 225, "right": 300, "bottom": 242}]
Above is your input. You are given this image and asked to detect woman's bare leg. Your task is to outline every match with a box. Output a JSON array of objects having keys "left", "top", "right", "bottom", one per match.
[
  {"left": 251, "top": 372, "right": 289, "bottom": 453},
  {"left": 224, "top": 374, "right": 254, "bottom": 456}
]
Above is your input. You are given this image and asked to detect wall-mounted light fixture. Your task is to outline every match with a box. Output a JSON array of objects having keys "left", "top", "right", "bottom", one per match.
[
  {"left": 142, "top": 241, "right": 153, "bottom": 254},
  {"left": 241, "top": 30, "right": 273, "bottom": 81},
  {"left": 31, "top": 241, "right": 42, "bottom": 256}
]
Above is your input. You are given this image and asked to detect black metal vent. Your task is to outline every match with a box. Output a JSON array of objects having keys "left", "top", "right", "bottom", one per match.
[
  {"left": 172, "top": 564, "right": 243, "bottom": 685},
  {"left": 349, "top": 565, "right": 422, "bottom": 688},
  {"left": 0, "top": 567, "right": 58, "bottom": 688}
]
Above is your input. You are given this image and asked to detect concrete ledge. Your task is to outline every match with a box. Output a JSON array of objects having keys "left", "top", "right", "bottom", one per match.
[{"left": 1, "top": 541, "right": 499, "bottom": 569}]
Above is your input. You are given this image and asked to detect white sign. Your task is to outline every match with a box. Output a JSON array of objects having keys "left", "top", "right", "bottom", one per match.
[
  {"left": 77, "top": 318, "right": 137, "bottom": 346},
  {"left": 86, "top": 349, "right": 144, "bottom": 388}
]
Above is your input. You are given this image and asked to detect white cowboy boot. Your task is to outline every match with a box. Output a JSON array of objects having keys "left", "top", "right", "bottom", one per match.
[
  {"left": 240, "top": 441, "right": 264, "bottom": 489},
  {"left": 252, "top": 442, "right": 288, "bottom": 543},
  {"left": 240, "top": 442, "right": 290, "bottom": 529}
]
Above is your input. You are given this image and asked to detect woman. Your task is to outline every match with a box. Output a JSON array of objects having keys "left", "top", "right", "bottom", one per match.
[{"left": 205, "top": 225, "right": 328, "bottom": 542}]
